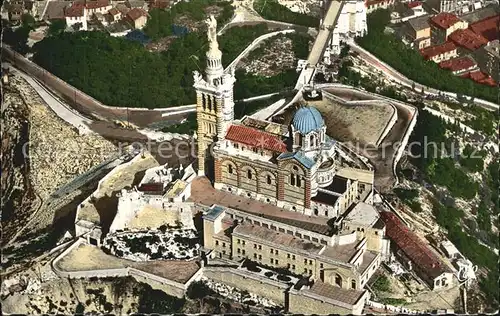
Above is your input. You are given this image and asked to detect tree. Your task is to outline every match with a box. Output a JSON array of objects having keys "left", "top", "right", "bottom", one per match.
[
  {"left": 48, "top": 20, "right": 67, "bottom": 37},
  {"left": 187, "top": 281, "right": 214, "bottom": 313},
  {"left": 3, "top": 26, "right": 31, "bottom": 55},
  {"left": 21, "top": 13, "right": 36, "bottom": 30},
  {"left": 253, "top": 0, "right": 319, "bottom": 27},
  {"left": 72, "top": 22, "right": 83, "bottom": 32},
  {"left": 339, "top": 44, "right": 350, "bottom": 59}
]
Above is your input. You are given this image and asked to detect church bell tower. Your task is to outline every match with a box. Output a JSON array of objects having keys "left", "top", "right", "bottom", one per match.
[{"left": 193, "top": 15, "right": 236, "bottom": 176}]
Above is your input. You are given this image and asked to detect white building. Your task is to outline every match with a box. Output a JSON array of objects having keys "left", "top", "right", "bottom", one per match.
[
  {"left": 64, "top": 2, "right": 88, "bottom": 31},
  {"left": 109, "top": 163, "right": 197, "bottom": 233},
  {"left": 63, "top": 0, "right": 113, "bottom": 31},
  {"left": 330, "top": 0, "right": 367, "bottom": 55}
]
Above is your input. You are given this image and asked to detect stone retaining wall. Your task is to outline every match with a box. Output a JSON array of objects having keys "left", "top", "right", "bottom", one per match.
[{"left": 203, "top": 266, "right": 288, "bottom": 305}]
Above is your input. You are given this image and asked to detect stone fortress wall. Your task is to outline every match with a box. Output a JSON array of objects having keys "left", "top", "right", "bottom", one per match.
[
  {"left": 203, "top": 266, "right": 288, "bottom": 305},
  {"left": 51, "top": 239, "right": 204, "bottom": 298}
]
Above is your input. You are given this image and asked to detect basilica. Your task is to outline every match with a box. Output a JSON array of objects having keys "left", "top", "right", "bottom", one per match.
[{"left": 194, "top": 15, "right": 375, "bottom": 219}]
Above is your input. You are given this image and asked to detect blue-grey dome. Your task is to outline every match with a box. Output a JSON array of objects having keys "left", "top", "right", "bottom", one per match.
[{"left": 292, "top": 106, "right": 324, "bottom": 134}]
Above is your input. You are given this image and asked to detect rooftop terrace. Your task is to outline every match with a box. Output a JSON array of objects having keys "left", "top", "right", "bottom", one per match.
[
  {"left": 233, "top": 223, "right": 324, "bottom": 255},
  {"left": 190, "top": 177, "right": 331, "bottom": 235}
]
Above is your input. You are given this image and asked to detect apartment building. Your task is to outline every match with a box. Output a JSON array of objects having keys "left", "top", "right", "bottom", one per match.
[
  {"left": 420, "top": 41, "right": 459, "bottom": 62},
  {"left": 438, "top": 56, "right": 478, "bottom": 74},
  {"left": 430, "top": 12, "right": 468, "bottom": 45},
  {"left": 403, "top": 15, "right": 432, "bottom": 49},
  {"left": 474, "top": 39, "right": 500, "bottom": 81},
  {"left": 203, "top": 203, "right": 385, "bottom": 291}
]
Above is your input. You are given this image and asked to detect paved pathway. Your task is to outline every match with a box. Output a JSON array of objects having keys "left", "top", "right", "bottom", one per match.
[{"left": 10, "top": 66, "right": 93, "bottom": 134}]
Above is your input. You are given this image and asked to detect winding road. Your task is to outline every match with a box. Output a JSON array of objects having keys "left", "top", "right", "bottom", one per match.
[{"left": 348, "top": 41, "right": 499, "bottom": 111}]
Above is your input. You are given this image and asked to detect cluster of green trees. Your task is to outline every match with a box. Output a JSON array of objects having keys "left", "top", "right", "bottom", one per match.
[
  {"left": 253, "top": 0, "right": 319, "bottom": 27},
  {"left": 486, "top": 161, "right": 499, "bottom": 215},
  {"left": 137, "top": 283, "right": 186, "bottom": 313},
  {"left": 338, "top": 60, "right": 408, "bottom": 102},
  {"left": 372, "top": 275, "right": 391, "bottom": 292},
  {"left": 234, "top": 68, "right": 298, "bottom": 100},
  {"left": 31, "top": 23, "right": 280, "bottom": 108},
  {"left": 219, "top": 24, "right": 271, "bottom": 66},
  {"left": 247, "top": 32, "right": 312, "bottom": 62},
  {"left": 438, "top": 100, "right": 498, "bottom": 137},
  {"left": 356, "top": 9, "right": 498, "bottom": 103},
  {"left": 33, "top": 31, "right": 207, "bottom": 108},
  {"left": 409, "top": 110, "right": 479, "bottom": 199},
  {"left": 3, "top": 13, "right": 38, "bottom": 54},
  {"left": 407, "top": 108, "right": 498, "bottom": 306},
  {"left": 161, "top": 112, "right": 197, "bottom": 134},
  {"left": 431, "top": 197, "right": 499, "bottom": 306},
  {"left": 393, "top": 188, "right": 423, "bottom": 212},
  {"left": 144, "top": 0, "right": 234, "bottom": 40},
  {"left": 459, "top": 144, "right": 486, "bottom": 172}
]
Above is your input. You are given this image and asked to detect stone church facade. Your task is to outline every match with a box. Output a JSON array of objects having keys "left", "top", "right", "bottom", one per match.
[{"left": 194, "top": 15, "right": 374, "bottom": 219}]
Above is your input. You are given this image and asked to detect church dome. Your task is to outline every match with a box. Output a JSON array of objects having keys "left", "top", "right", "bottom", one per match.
[{"left": 292, "top": 106, "right": 325, "bottom": 134}]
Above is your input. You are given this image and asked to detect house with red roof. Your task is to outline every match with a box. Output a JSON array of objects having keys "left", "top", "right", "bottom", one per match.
[
  {"left": 107, "top": 7, "right": 122, "bottom": 22},
  {"left": 448, "top": 28, "right": 489, "bottom": 53},
  {"left": 438, "top": 56, "right": 478, "bottom": 75},
  {"left": 469, "top": 15, "right": 500, "bottom": 42},
  {"left": 461, "top": 70, "right": 497, "bottom": 87},
  {"left": 429, "top": 12, "right": 468, "bottom": 45},
  {"left": 420, "top": 41, "right": 458, "bottom": 62},
  {"left": 63, "top": 0, "right": 113, "bottom": 31},
  {"left": 125, "top": 7, "right": 148, "bottom": 29},
  {"left": 64, "top": 2, "right": 88, "bottom": 31},
  {"left": 380, "top": 212, "right": 454, "bottom": 290}
]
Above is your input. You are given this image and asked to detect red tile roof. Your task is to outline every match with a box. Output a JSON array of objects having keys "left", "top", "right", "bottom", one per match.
[
  {"left": 449, "top": 28, "right": 488, "bottom": 51},
  {"left": 420, "top": 41, "right": 456, "bottom": 59},
  {"left": 461, "top": 71, "right": 497, "bottom": 86},
  {"left": 225, "top": 124, "right": 287, "bottom": 153},
  {"left": 64, "top": 3, "right": 85, "bottom": 17},
  {"left": 380, "top": 212, "right": 451, "bottom": 280},
  {"left": 439, "top": 56, "right": 477, "bottom": 72},
  {"left": 108, "top": 7, "right": 119, "bottom": 15},
  {"left": 469, "top": 15, "right": 500, "bottom": 42},
  {"left": 84, "top": 0, "right": 110, "bottom": 9},
  {"left": 127, "top": 7, "right": 147, "bottom": 21},
  {"left": 430, "top": 12, "right": 461, "bottom": 29},
  {"left": 138, "top": 182, "right": 164, "bottom": 193},
  {"left": 365, "top": 0, "right": 394, "bottom": 7},
  {"left": 407, "top": 1, "right": 422, "bottom": 8}
]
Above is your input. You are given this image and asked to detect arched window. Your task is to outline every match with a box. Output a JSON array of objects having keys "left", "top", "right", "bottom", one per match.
[
  {"left": 310, "top": 134, "right": 315, "bottom": 146},
  {"left": 296, "top": 176, "right": 301, "bottom": 187},
  {"left": 290, "top": 174, "right": 296, "bottom": 186},
  {"left": 351, "top": 279, "right": 356, "bottom": 289},
  {"left": 207, "top": 96, "right": 212, "bottom": 111},
  {"left": 314, "top": 208, "right": 319, "bottom": 216},
  {"left": 335, "top": 274, "right": 342, "bottom": 287},
  {"left": 228, "top": 164, "right": 233, "bottom": 174},
  {"left": 247, "top": 169, "right": 252, "bottom": 179},
  {"left": 267, "top": 175, "right": 272, "bottom": 185}
]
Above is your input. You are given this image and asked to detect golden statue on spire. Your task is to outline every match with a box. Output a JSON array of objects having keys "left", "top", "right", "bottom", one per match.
[{"left": 206, "top": 15, "right": 218, "bottom": 51}]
